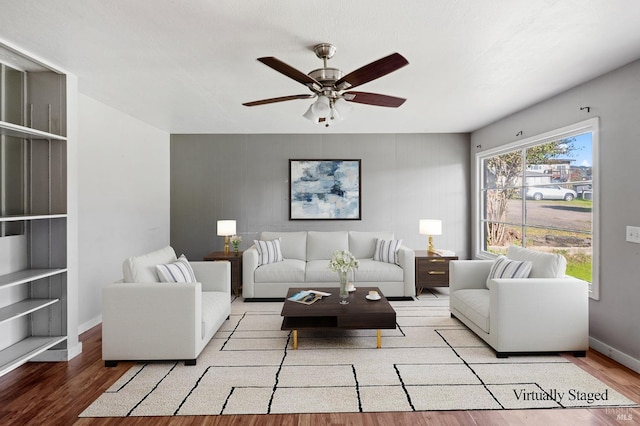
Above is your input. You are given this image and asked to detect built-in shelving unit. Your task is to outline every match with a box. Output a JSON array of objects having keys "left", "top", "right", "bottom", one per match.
[
  {"left": 0, "top": 50, "right": 70, "bottom": 376},
  {"left": 0, "top": 120, "right": 67, "bottom": 141}
]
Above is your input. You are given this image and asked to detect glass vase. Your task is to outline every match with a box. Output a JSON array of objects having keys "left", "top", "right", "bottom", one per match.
[{"left": 339, "top": 271, "right": 349, "bottom": 304}]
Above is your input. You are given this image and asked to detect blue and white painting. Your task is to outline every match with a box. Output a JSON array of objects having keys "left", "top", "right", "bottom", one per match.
[{"left": 290, "top": 160, "right": 361, "bottom": 220}]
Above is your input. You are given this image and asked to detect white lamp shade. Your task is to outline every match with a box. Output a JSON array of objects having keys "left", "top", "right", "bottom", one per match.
[
  {"left": 419, "top": 219, "right": 442, "bottom": 235},
  {"left": 332, "top": 98, "right": 353, "bottom": 120},
  {"left": 217, "top": 220, "right": 236, "bottom": 236},
  {"left": 311, "top": 95, "right": 331, "bottom": 117}
]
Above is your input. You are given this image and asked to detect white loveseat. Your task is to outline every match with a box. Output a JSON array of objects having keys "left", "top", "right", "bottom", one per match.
[
  {"left": 449, "top": 245, "right": 589, "bottom": 357},
  {"left": 243, "top": 231, "right": 415, "bottom": 299},
  {"left": 102, "top": 246, "right": 231, "bottom": 366}
]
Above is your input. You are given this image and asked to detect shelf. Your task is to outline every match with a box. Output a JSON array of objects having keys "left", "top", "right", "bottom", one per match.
[
  {"left": 0, "top": 268, "right": 67, "bottom": 290},
  {"left": 0, "top": 120, "right": 66, "bottom": 141},
  {"left": 0, "top": 214, "right": 67, "bottom": 222},
  {"left": 0, "top": 298, "right": 59, "bottom": 325},
  {"left": 0, "top": 336, "right": 67, "bottom": 377}
]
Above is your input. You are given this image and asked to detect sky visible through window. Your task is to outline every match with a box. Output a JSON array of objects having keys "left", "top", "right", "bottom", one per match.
[{"left": 568, "top": 133, "right": 592, "bottom": 168}]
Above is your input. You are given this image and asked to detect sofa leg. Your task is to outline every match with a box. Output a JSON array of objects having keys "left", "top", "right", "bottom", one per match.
[
  {"left": 105, "top": 361, "right": 118, "bottom": 367},
  {"left": 496, "top": 352, "right": 508, "bottom": 359},
  {"left": 184, "top": 359, "right": 197, "bottom": 366},
  {"left": 573, "top": 351, "right": 586, "bottom": 357}
]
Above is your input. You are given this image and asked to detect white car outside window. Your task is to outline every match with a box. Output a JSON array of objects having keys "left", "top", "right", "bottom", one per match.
[{"left": 526, "top": 185, "right": 577, "bottom": 201}]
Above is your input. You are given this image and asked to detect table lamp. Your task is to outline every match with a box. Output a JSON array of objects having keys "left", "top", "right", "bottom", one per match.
[
  {"left": 217, "top": 220, "right": 236, "bottom": 254},
  {"left": 419, "top": 219, "right": 442, "bottom": 254}
]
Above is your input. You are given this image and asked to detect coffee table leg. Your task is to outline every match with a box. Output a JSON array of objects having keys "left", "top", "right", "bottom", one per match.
[
  {"left": 293, "top": 330, "right": 298, "bottom": 350},
  {"left": 377, "top": 329, "right": 381, "bottom": 348}
]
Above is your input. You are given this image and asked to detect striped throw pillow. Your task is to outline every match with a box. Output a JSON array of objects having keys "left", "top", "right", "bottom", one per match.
[
  {"left": 156, "top": 254, "right": 197, "bottom": 283},
  {"left": 373, "top": 239, "right": 403, "bottom": 265},
  {"left": 485, "top": 255, "right": 532, "bottom": 288},
  {"left": 254, "top": 238, "right": 284, "bottom": 265}
]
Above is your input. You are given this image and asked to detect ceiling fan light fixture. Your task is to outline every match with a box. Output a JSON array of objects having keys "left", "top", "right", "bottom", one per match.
[
  {"left": 310, "top": 95, "right": 331, "bottom": 117},
  {"left": 303, "top": 104, "right": 319, "bottom": 122},
  {"left": 332, "top": 98, "right": 353, "bottom": 120}
]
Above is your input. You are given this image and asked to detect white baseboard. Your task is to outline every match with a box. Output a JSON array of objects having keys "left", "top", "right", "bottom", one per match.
[
  {"left": 590, "top": 336, "right": 640, "bottom": 374},
  {"left": 80, "top": 315, "right": 102, "bottom": 334}
]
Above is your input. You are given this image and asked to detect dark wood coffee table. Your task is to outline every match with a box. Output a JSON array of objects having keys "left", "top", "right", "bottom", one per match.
[{"left": 280, "top": 287, "right": 396, "bottom": 349}]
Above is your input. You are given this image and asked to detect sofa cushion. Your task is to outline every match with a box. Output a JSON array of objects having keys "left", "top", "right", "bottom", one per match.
[
  {"left": 307, "top": 231, "right": 349, "bottom": 261},
  {"left": 451, "top": 289, "right": 490, "bottom": 333},
  {"left": 373, "top": 239, "right": 403, "bottom": 265},
  {"left": 123, "top": 246, "right": 177, "bottom": 283},
  {"left": 156, "top": 254, "right": 197, "bottom": 283},
  {"left": 506, "top": 245, "right": 566, "bottom": 278},
  {"left": 260, "top": 231, "right": 307, "bottom": 261},
  {"left": 254, "top": 259, "right": 306, "bottom": 283},
  {"left": 254, "top": 238, "right": 284, "bottom": 265},
  {"left": 485, "top": 255, "right": 532, "bottom": 288},
  {"left": 306, "top": 259, "right": 344, "bottom": 282},
  {"left": 349, "top": 231, "right": 394, "bottom": 259},
  {"left": 355, "top": 259, "right": 404, "bottom": 282}
]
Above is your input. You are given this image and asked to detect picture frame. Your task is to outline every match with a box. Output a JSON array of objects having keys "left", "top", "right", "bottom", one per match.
[{"left": 289, "top": 159, "right": 361, "bottom": 220}]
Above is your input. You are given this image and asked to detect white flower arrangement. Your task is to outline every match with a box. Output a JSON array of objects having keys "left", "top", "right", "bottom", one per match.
[
  {"left": 230, "top": 235, "right": 242, "bottom": 251},
  {"left": 329, "top": 249, "right": 359, "bottom": 274}
]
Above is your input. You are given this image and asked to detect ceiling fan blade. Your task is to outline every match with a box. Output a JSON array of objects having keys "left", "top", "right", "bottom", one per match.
[
  {"left": 243, "top": 94, "right": 314, "bottom": 107},
  {"left": 344, "top": 91, "right": 406, "bottom": 108},
  {"left": 257, "top": 57, "right": 322, "bottom": 90},
  {"left": 336, "top": 53, "right": 408, "bottom": 90}
]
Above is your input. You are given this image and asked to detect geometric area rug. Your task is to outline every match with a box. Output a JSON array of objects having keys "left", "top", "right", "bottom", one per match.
[{"left": 80, "top": 291, "right": 637, "bottom": 417}]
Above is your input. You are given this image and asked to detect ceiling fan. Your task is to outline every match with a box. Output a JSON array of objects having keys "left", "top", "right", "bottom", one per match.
[{"left": 243, "top": 43, "right": 409, "bottom": 126}]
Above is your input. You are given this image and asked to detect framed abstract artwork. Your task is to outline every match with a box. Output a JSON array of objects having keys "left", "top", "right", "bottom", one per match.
[{"left": 289, "top": 159, "right": 361, "bottom": 220}]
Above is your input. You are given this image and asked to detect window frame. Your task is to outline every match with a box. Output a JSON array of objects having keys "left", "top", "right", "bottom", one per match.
[{"left": 474, "top": 118, "right": 600, "bottom": 299}]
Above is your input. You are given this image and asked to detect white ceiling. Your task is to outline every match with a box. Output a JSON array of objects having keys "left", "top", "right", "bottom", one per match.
[{"left": 2, "top": 0, "right": 640, "bottom": 134}]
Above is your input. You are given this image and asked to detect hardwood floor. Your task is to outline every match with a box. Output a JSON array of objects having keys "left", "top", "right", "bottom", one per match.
[{"left": 0, "top": 325, "right": 638, "bottom": 425}]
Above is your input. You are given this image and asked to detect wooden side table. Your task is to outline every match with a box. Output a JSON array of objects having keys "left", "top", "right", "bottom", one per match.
[
  {"left": 414, "top": 250, "right": 458, "bottom": 295},
  {"left": 203, "top": 251, "right": 243, "bottom": 296}
]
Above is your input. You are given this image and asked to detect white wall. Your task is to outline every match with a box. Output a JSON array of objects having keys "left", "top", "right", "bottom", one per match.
[
  {"left": 77, "top": 95, "right": 170, "bottom": 332},
  {"left": 471, "top": 59, "right": 640, "bottom": 373}
]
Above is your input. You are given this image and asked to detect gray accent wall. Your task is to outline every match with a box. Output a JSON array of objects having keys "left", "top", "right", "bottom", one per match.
[
  {"left": 170, "top": 133, "right": 470, "bottom": 260},
  {"left": 471, "top": 59, "right": 640, "bottom": 373}
]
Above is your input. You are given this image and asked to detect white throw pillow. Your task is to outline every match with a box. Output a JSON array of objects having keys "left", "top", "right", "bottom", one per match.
[
  {"left": 485, "top": 255, "right": 533, "bottom": 288},
  {"left": 254, "top": 238, "right": 284, "bottom": 265},
  {"left": 156, "top": 254, "right": 197, "bottom": 283},
  {"left": 373, "top": 239, "right": 403, "bottom": 265},
  {"left": 123, "top": 245, "right": 177, "bottom": 283},
  {"left": 506, "top": 245, "right": 567, "bottom": 278}
]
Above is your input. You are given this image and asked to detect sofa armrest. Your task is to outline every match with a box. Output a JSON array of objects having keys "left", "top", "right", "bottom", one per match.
[
  {"left": 242, "top": 245, "right": 259, "bottom": 298},
  {"left": 450, "top": 260, "right": 494, "bottom": 291},
  {"left": 102, "top": 282, "right": 201, "bottom": 360},
  {"left": 489, "top": 277, "right": 589, "bottom": 351},
  {"left": 397, "top": 245, "right": 415, "bottom": 297},
  {"left": 190, "top": 261, "right": 231, "bottom": 294}
]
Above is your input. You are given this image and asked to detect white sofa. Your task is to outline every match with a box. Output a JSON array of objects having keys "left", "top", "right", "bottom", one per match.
[
  {"left": 449, "top": 245, "right": 589, "bottom": 357},
  {"left": 102, "top": 246, "right": 231, "bottom": 366},
  {"left": 243, "top": 231, "right": 415, "bottom": 299}
]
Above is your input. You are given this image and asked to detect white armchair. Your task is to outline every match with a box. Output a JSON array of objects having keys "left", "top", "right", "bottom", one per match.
[
  {"left": 449, "top": 246, "right": 589, "bottom": 357},
  {"left": 102, "top": 246, "right": 231, "bottom": 366}
]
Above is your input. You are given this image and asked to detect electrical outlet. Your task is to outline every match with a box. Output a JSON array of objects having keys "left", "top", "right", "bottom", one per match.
[{"left": 626, "top": 226, "right": 640, "bottom": 243}]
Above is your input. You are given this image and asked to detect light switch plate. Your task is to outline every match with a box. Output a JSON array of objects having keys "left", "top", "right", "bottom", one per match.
[{"left": 626, "top": 226, "right": 640, "bottom": 243}]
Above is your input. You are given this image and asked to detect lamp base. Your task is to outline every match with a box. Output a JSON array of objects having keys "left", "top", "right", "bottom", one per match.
[
  {"left": 427, "top": 235, "right": 436, "bottom": 255},
  {"left": 224, "top": 236, "right": 230, "bottom": 254}
]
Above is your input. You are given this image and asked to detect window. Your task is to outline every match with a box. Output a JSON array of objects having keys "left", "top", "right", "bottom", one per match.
[{"left": 476, "top": 119, "right": 599, "bottom": 299}]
